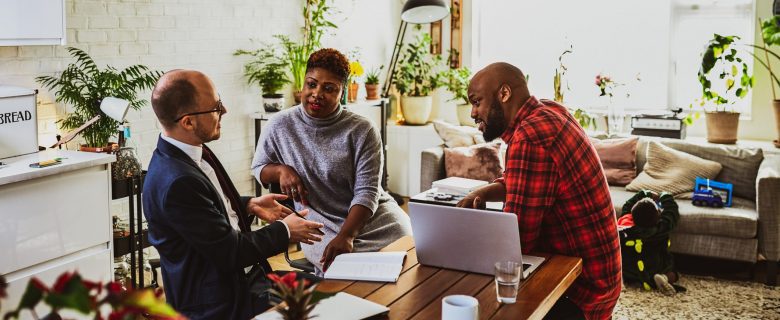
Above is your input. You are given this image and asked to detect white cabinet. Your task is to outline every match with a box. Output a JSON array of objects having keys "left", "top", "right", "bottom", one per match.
[
  {"left": 0, "top": 150, "right": 114, "bottom": 311},
  {"left": 386, "top": 123, "right": 443, "bottom": 197},
  {"left": 0, "top": 0, "right": 66, "bottom": 46}
]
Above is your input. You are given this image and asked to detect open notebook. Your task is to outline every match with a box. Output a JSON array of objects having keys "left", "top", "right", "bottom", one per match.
[
  {"left": 323, "top": 251, "right": 406, "bottom": 282},
  {"left": 254, "top": 292, "right": 389, "bottom": 320}
]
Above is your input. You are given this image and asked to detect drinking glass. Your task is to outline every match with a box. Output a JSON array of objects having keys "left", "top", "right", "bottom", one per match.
[
  {"left": 494, "top": 261, "right": 523, "bottom": 304},
  {"left": 608, "top": 103, "right": 625, "bottom": 135}
]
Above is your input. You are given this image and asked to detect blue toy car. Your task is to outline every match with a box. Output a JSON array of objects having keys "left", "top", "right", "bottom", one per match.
[{"left": 692, "top": 189, "right": 724, "bottom": 208}]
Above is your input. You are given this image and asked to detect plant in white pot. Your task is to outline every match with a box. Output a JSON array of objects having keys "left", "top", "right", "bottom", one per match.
[
  {"left": 393, "top": 33, "right": 443, "bottom": 125},
  {"left": 441, "top": 67, "right": 473, "bottom": 126},
  {"left": 698, "top": 34, "right": 754, "bottom": 144},
  {"left": 234, "top": 43, "right": 290, "bottom": 112}
]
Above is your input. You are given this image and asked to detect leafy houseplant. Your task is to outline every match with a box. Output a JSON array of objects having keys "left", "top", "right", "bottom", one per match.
[
  {"left": 364, "top": 65, "right": 383, "bottom": 100},
  {"left": 750, "top": 16, "right": 780, "bottom": 147},
  {"left": 234, "top": 44, "right": 291, "bottom": 112},
  {"left": 1, "top": 271, "right": 182, "bottom": 320},
  {"left": 698, "top": 34, "right": 754, "bottom": 144},
  {"left": 393, "top": 33, "right": 443, "bottom": 125},
  {"left": 551, "top": 47, "right": 597, "bottom": 131},
  {"left": 440, "top": 67, "right": 474, "bottom": 126},
  {"left": 36, "top": 47, "right": 162, "bottom": 149},
  {"left": 277, "top": 0, "right": 337, "bottom": 104}
]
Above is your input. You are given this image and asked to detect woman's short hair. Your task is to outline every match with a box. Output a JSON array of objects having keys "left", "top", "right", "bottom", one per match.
[{"left": 306, "top": 48, "right": 350, "bottom": 84}]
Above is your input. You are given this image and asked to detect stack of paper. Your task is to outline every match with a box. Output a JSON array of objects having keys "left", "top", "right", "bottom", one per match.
[
  {"left": 432, "top": 177, "right": 489, "bottom": 196},
  {"left": 323, "top": 251, "right": 406, "bottom": 282}
]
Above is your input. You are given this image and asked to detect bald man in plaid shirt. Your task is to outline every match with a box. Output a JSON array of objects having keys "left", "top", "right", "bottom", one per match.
[{"left": 457, "top": 63, "right": 621, "bottom": 320}]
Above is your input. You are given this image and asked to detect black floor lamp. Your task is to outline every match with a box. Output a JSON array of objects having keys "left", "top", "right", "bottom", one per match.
[{"left": 381, "top": 0, "right": 450, "bottom": 203}]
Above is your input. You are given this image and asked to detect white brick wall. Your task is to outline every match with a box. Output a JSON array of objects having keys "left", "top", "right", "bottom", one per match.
[{"left": 0, "top": 0, "right": 398, "bottom": 220}]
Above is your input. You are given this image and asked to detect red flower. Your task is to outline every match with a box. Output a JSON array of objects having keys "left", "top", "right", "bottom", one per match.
[
  {"left": 106, "top": 282, "right": 124, "bottom": 296},
  {"left": 52, "top": 271, "right": 75, "bottom": 293},
  {"left": 30, "top": 277, "right": 49, "bottom": 293},
  {"left": 280, "top": 272, "right": 298, "bottom": 289}
]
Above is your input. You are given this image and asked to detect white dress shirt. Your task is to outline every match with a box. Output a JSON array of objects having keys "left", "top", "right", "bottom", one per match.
[{"left": 161, "top": 134, "right": 289, "bottom": 237}]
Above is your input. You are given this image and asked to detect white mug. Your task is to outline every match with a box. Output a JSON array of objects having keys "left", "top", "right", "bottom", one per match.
[{"left": 441, "top": 295, "right": 479, "bottom": 320}]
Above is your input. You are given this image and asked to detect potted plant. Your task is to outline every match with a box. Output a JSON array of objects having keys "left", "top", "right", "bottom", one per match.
[
  {"left": 36, "top": 47, "right": 162, "bottom": 151},
  {"left": 235, "top": 43, "right": 291, "bottom": 112},
  {"left": 698, "top": 34, "right": 754, "bottom": 144},
  {"left": 276, "top": 0, "right": 337, "bottom": 104},
  {"left": 441, "top": 67, "right": 473, "bottom": 126},
  {"left": 551, "top": 46, "right": 598, "bottom": 131},
  {"left": 750, "top": 16, "right": 780, "bottom": 148},
  {"left": 393, "top": 33, "right": 443, "bottom": 125},
  {"left": 364, "top": 65, "right": 383, "bottom": 100},
  {"left": 348, "top": 60, "right": 364, "bottom": 103}
]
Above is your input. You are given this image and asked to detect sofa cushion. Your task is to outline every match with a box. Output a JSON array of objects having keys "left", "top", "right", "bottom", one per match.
[
  {"left": 444, "top": 142, "right": 503, "bottom": 182},
  {"left": 590, "top": 137, "right": 638, "bottom": 186},
  {"left": 432, "top": 120, "right": 486, "bottom": 148},
  {"left": 627, "top": 141, "right": 722, "bottom": 195},
  {"left": 611, "top": 186, "right": 758, "bottom": 239},
  {"left": 635, "top": 138, "right": 764, "bottom": 200}
]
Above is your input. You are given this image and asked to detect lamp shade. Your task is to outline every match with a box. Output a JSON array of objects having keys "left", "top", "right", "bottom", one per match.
[
  {"left": 100, "top": 97, "right": 130, "bottom": 122},
  {"left": 401, "top": 0, "right": 450, "bottom": 24}
]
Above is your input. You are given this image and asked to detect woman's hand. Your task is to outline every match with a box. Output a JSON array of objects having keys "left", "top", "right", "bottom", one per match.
[
  {"left": 456, "top": 189, "right": 487, "bottom": 209},
  {"left": 278, "top": 165, "right": 308, "bottom": 205},
  {"left": 321, "top": 234, "right": 354, "bottom": 271},
  {"left": 247, "top": 194, "right": 294, "bottom": 222}
]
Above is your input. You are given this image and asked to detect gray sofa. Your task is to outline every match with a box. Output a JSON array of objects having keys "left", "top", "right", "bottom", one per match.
[{"left": 421, "top": 137, "right": 780, "bottom": 284}]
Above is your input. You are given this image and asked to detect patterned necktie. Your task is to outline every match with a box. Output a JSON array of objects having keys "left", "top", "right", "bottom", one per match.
[{"left": 201, "top": 146, "right": 250, "bottom": 232}]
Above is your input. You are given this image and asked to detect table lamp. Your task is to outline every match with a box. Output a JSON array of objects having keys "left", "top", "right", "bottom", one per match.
[{"left": 51, "top": 97, "right": 131, "bottom": 148}]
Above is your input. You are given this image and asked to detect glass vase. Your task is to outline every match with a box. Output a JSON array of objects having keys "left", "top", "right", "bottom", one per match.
[{"left": 608, "top": 103, "right": 625, "bottom": 136}]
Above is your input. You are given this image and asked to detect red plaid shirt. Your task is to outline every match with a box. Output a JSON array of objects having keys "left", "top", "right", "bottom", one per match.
[{"left": 496, "top": 97, "right": 621, "bottom": 319}]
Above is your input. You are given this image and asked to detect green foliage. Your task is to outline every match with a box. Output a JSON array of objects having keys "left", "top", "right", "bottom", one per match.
[
  {"left": 36, "top": 47, "right": 162, "bottom": 147},
  {"left": 394, "top": 33, "right": 444, "bottom": 97},
  {"left": 571, "top": 108, "right": 597, "bottom": 130},
  {"left": 553, "top": 46, "right": 572, "bottom": 103},
  {"left": 748, "top": 16, "right": 780, "bottom": 100},
  {"left": 277, "top": 0, "right": 337, "bottom": 92},
  {"left": 234, "top": 43, "right": 290, "bottom": 95},
  {"left": 698, "top": 34, "right": 753, "bottom": 111},
  {"left": 2, "top": 272, "right": 182, "bottom": 320},
  {"left": 440, "top": 67, "right": 472, "bottom": 105},
  {"left": 364, "top": 65, "right": 383, "bottom": 85}
]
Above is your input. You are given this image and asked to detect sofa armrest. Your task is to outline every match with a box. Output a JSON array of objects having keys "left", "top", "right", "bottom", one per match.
[
  {"left": 421, "top": 146, "right": 446, "bottom": 192},
  {"left": 757, "top": 154, "right": 780, "bottom": 262}
]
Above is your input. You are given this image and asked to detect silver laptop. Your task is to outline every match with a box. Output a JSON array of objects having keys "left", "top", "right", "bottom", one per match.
[{"left": 408, "top": 202, "right": 545, "bottom": 277}]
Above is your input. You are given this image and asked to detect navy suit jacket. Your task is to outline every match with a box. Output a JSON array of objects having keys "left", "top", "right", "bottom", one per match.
[{"left": 143, "top": 137, "right": 288, "bottom": 320}]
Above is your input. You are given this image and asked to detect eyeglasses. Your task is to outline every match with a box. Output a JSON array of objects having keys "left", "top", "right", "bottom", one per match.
[{"left": 174, "top": 98, "right": 224, "bottom": 122}]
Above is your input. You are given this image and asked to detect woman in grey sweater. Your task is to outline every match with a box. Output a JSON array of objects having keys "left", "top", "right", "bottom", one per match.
[{"left": 251, "top": 48, "right": 412, "bottom": 274}]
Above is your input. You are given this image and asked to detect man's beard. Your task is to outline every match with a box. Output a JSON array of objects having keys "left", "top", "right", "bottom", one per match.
[
  {"left": 195, "top": 124, "right": 220, "bottom": 143},
  {"left": 482, "top": 99, "right": 507, "bottom": 141}
]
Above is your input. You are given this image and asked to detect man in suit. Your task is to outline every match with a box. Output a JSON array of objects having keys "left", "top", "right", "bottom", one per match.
[{"left": 143, "top": 69, "right": 324, "bottom": 320}]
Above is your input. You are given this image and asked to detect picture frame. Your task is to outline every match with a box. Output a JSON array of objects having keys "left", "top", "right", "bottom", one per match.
[{"left": 694, "top": 177, "right": 733, "bottom": 207}]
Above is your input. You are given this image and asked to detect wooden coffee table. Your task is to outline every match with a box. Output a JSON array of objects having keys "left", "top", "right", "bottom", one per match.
[{"left": 316, "top": 236, "right": 582, "bottom": 319}]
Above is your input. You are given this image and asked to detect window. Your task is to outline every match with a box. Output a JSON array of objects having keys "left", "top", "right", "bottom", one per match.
[
  {"left": 670, "top": 0, "right": 754, "bottom": 116},
  {"left": 470, "top": 0, "right": 754, "bottom": 114}
]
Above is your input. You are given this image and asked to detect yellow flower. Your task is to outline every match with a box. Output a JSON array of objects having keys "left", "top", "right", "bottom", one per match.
[{"left": 349, "top": 61, "right": 364, "bottom": 77}]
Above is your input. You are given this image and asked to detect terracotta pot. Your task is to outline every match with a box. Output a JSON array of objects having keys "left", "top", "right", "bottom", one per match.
[
  {"left": 400, "top": 95, "right": 433, "bottom": 125},
  {"left": 293, "top": 90, "right": 302, "bottom": 105},
  {"left": 774, "top": 100, "right": 780, "bottom": 147},
  {"left": 705, "top": 111, "right": 740, "bottom": 144},
  {"left": 365, "top": 84, "right": 379, "bottom": 100},
  {"left": 347, "top": 82, "right": 359, "bottom": 103}
]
